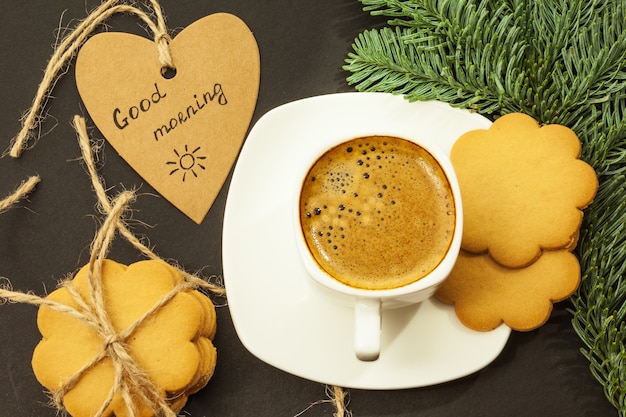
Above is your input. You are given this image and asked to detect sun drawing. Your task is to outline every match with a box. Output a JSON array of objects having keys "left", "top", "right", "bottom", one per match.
[{"left": 167, "top": 145, "right": 207, "bottom": 182}]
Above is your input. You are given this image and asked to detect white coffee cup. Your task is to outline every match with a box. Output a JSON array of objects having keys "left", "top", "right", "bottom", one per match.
[{"left": 293, "top": 133, "right": 463, "bottom": 361}]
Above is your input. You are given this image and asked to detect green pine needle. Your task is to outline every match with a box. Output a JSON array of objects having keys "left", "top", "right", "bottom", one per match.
[{"left": 344, "top": 1, "right": 626, "bottom": 415}]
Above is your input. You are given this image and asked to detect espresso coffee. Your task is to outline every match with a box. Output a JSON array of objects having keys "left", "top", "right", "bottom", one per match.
[{"left": 299, "top": 136, "right": 455, "bottom": 290}]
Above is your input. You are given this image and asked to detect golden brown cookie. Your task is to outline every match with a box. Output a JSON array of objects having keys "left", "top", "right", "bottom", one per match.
[
  {"left": 31, "top": 259, "right": 217, "bottom": 417},
  {"left": 435, "top": 250, "right": 580, "bottom": 331},
  {"left": 451, "top": 112, "right": 597, "bottom": 268}
]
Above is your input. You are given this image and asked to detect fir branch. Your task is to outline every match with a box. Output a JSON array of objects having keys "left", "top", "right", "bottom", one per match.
[
  {"left": 573, "top": 169, "right": 626, "bottom": 412},
  {"left": 344, "top": 23, "right": 526, "bottom": 113},
  {"left": 345, "top": 1, "right": 626, "bottom": 415}
]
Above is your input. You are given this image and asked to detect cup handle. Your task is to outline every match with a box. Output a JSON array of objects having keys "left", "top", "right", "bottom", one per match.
[{"left": 354, "top": 298, "right": 382, "bottom": 361}]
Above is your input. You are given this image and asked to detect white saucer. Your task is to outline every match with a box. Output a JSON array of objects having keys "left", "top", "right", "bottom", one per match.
[{"left": 222, "top": 92, "right": 511, "bottom": 389}]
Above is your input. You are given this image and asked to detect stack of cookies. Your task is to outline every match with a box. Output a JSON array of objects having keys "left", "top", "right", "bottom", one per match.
[
  {"left": 435, "top": 113, "right": 598, "bottom": 331},
  {"left": 31, "top": 259, "right": 217, "bottom": 417}
]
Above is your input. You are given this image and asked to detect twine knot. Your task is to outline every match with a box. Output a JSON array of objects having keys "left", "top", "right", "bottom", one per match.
[
  {"left": 104, "top": 333, "right": 123, "bottom": 350},
  {"left": 155, "top": 31, "right": 175, "bottom": 75}
]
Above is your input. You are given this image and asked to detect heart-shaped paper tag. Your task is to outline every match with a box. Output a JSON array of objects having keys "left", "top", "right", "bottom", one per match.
[{"left": 76, "top": 13, "right": 260, "bottom": 223}]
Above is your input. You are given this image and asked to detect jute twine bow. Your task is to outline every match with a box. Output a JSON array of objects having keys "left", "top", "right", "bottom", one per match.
[
  {"left": 1, "top": 115, "right": 224, "bottom": 417},
  {"left": 8, "top": 0, "right": 174, "bottom": 158}
]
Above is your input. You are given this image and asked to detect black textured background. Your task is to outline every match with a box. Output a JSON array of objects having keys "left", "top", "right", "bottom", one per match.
[{"left": 0, "top": 1, "right": 616, "bottom": 416}]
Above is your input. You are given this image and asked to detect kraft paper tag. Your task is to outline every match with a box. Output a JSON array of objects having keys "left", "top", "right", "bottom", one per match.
[{"left": 75, "top": 13, "right": 260, "bottom": 223}]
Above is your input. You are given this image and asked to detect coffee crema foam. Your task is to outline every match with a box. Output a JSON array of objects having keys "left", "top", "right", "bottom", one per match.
[{"left": 299, "top": 136, "right": 455, "bottom": 290}]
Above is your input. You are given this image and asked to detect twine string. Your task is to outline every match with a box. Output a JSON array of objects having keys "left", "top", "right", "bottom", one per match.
[
  {"left": 147, "top": 0, "right": 175, "bottom": 72},
  {"left": 0, "top": 176, "right": 40, "bottom": 213},
  {"left": 330, "top": 385, "right": 351, "bottom": 417},
  {"left": 41, "top": 190, "right": 177, "bottom": 417},
  {"left": 9, "top": 0, "right": 120, "bottom": 158},
  {"left": 0, "top": 118, "right": 223, "bottom": 416},
  {"left": 294, "top": 385, "right": 351, "bottom": 417},
  {"left": 72, "top": 116, "right": 226, "bottom": 297},
  {"left": 0, "top": 190, "right": 167, "bottom": 416},
  {"left": 9, "top": 0, "right": 174, "bottom": 158}
]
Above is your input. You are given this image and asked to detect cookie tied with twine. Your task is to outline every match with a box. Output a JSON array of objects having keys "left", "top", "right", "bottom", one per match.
[
  {"left": 1, "top": 115, "right": 223, "bottom": 417},
  {"left": 32, "top": 258, "right": 217, "bottom": 417}
]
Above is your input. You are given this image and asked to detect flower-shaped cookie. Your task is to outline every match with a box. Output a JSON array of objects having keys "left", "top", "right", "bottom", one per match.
[
  {"left": 31, "top": 259, "right": 217, "bottom": 417},
  {"left": 436, "top": 250, "right": 580, "bottom": 331},
  {"left": 451, "top": 112, "right": 597, "bottom": 268}
]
